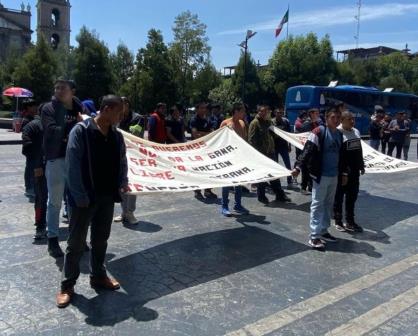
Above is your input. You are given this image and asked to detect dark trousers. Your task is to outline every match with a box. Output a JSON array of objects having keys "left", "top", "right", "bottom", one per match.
[
  {"left": 257, "top": 153, "right": 285, "bottom": 198},
  {"left": 34, "top": 174, "right": 48, "bottom": 228},
  {"left": 275, "top": 147, "right": 292, "bottom": 185},
  {"left": 295, "top": 148, "right": 312, "bottom": 190},
  {"left": 24, "top": 157, "right": 35, "bottom": 193},
  {"left": 388, "top": 142, "right": 403, "bottom": 159},
  {"left": 333, "top": 173, "right": 360, "bottom": 222},
  {"left": 61, "top": 195, "right": 115, "bottom": 290}
]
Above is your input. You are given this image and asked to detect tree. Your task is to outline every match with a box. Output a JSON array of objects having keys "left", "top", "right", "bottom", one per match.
[
  {"left": 192, "top": 61, "right": 221, "bottom": 103},
  {"left": 170, "top": 11, "right": 211, "bottom": 104},
  {"left": 266, "top": 33, "right": 337, "bottom": 102},
  {"left": 231, "top": 51, "right": 262, "bottom": 108},
  {"left": 121, "top": 29, "right": 176, "bottom": 113},
  {"left": 110, "top": 43, "right": 134, "bottom": 93},
  {"left": 12, "top": 36, "right": 58, "bottom": 102},
  {"left": 208, "top": 78, "right": 239, "bottom": 113},
  {"left": 73, "top": 27, "right": 114, "bottom": 104}
]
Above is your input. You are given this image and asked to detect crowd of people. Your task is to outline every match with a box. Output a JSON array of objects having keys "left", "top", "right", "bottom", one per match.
[
  {"left": 368, "top": 105, "right": 411, "bottom": 160},
  {"left": 17, "top": 78, "right": 413, "bottom": 308}
]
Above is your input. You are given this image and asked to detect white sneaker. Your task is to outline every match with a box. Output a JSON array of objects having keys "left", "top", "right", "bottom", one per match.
[
  {"left": 113, "top": 215, "right": 123, "bottom": 222},
  {"left": 124, "top": 212, "right": 138, "bottom": 225}
]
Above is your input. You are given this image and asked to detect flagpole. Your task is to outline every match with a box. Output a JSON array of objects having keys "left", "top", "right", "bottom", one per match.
[{"left": 286, "top": 4, "right": 289, "bottom": 39}]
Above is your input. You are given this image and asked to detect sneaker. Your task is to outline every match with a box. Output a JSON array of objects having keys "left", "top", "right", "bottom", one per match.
[
  {"left": 47, "top": 237, "right": 64, "bottom": 258},
  {"left": 308, "top": 238, "right": 325, "bottom": 249},
  {"left": 113, "top": 215, "right": 123, "bottom": 222},
  {"left": 300, "top": 189, "right": 310, "bottom": 195},
  {"left": 221, "top": 207, "right": 232, "bottom": 217},
  {"left": 345, "top": 221, "right": 363, "bottom": 233},
  {"left": 204, "top": 190, "right": 218, "bottom": 199},
  {"left": 123, "top": 212, "right": 138, "bottom": 225},
  {"left": 257, "top": 196, "right": 269, "bottom": 204},
  {"left": 321, "top": 232, "right": 338, "bottom": 242},
  {"left": 233, "top": 205, "right": 249, "bottom": 215},
  {"left": 194, "top": 190, "right": 204, "bottom": 200},
  {"left": 334, "top": 222, "right": 346, "bottom": 232}
]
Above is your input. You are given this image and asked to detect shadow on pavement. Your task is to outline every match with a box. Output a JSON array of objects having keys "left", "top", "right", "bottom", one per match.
[
  {"left": 73, "top": 226, "right": 308, "bottom": 326},
  {"left": 123, "top": 221, "right": 163, "bottom": 233}
]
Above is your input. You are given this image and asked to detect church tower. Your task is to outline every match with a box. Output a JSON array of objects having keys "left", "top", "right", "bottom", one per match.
[{"left": 36, "top": 0, "right": 70, "bottom": 49}]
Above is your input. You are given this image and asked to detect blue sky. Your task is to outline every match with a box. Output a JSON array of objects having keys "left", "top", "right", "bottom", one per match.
[{"left": 4, "top": 0, "right": 418, "bottom": 70}]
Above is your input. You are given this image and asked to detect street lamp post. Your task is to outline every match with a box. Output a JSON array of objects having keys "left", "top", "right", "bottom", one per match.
[{"left": 238, "top": 30, "right": 257, "bottom": 103}]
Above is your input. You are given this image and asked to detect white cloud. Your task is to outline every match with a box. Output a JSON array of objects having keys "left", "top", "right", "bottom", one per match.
[{"left": 218, "top": 3, "right": 418, "bottom": 36}]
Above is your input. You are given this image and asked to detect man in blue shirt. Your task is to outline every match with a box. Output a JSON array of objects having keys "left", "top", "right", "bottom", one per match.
[{"left": 292, "top": 108, "right": 348, "bottom": 250}]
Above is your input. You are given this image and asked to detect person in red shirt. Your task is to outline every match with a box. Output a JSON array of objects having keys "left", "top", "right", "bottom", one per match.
[{"left": 148, "top": 103, "right": 167, "bottom": 143}]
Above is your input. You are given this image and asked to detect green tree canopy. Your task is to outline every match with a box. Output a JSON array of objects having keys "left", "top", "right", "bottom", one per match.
[
  {"left": 266, "top": 33, "right": 337, "bottom": 102},
  {"left": 170, "top": 10, "right": 211, "bottom": 104},
  {"left": 111, "top": 43, "right": 135, "bottom": 93},
  {"left": 73, "top": 26, "right": 114, "bottom": 104},
  {"left": 12, "top": 36, "right": 58, "bottom": 102}
]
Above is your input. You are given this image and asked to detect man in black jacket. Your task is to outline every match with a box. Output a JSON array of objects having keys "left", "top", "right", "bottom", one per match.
[
  {"left": 41, "top": 79, "right": 86, "bottom": 258},
  {"left": 56, "top": 95, "right": 128, "bottom": 308},
  {"left": 21, "top": 99, "right": 39, "bottom": 200},
  {"left": 22, "top": 107, "right": 48, "bottom": 240},
  {"left": 333, "top": 111, "right": 365, "bottom": 233}
]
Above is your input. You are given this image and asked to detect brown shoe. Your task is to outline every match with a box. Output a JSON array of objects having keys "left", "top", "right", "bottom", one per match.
[
  {"left": 56, "top": 288, "right": 74, "bottom": 308},
  {"left": 90, "top": 276, "right": 120, "bottom": 290}
]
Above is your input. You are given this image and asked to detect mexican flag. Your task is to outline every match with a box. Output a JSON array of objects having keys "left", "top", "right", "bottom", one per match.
[{"left": 275, "top": 9, "right": 289, "bottom": 38}]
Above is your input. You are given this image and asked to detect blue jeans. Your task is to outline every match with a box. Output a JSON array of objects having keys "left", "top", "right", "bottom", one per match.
[
  {"left": 45, "top": 158, "right": 66, "bottom": 238},
  {"left": 222, "top": 186, "right": 242, "bottom": 209},
  {"left": 310, "top": 176, "right": 338, "bottom": 239},
  {"left": 369, "top": 139, "right": 380, "bottom": 151},
  {"left": 276, "top": 147, "right": 292, "bottom": 185}
]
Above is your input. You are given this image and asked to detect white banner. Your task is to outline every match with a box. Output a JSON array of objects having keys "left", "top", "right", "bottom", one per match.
[
  {"left": 270, "top": 126, "right": 418, "bottom": 174},
  {"left": 123, "top": 127, "right": 291, "bottom": 194}
]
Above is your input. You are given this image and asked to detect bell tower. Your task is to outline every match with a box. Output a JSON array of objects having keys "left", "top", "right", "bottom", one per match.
[{"left": 37, "top": 0, "right": 71, "bottom": 50}]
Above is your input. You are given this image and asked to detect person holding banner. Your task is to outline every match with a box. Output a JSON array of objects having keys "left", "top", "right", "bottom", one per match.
[
  {"left": 190, "top": 102, "right": 218, "bottom": 200},
  {"left": 292, "top": 108, "right": 348, "bottom": 250},
  {"left": 219, "top": 103, "right": 250, "bottom": 216},
  {"left": 333, "top": 111, "right": 365, "bottom": 233},
  {"left": 249, "top": 105, "right": 290, "bottom": 204}
]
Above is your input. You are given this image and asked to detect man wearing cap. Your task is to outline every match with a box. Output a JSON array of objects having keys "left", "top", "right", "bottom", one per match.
[{"left": 41, "top": 79, "right": 86, "bottom": 258}]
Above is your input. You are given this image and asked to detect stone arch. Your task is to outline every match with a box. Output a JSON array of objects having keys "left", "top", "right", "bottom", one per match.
[
  {"left": 51, "top": 8, "right": 60, "bottom": 27},
  {"left": 51, "top": 33, "right": 60, "bottom": 49}
]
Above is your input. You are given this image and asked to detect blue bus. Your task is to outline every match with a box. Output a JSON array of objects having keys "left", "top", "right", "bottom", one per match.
[{"left": 285, "top": 85, "right": 418, "bottom": 134}]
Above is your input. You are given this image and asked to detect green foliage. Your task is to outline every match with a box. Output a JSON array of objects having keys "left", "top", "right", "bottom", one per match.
[
  {"left": 192, "top": 61, "right": 222, "bottom": 104},
  {"left": 170, "top": 11, "right": 211, "bottom": 104},
  {"left": 208, "top": 78, "right": 240, "bottom": 112},
  {"left": 110, "top": 43, "right": 135, "bottom": 93},
  {"left": 121, "top": 29, "right": 176, "bottom": 113},
  {"left": 231, "top": 51, "right": 262, "bottom": 108},
  {"left": 12, "top": 36, "right": 58, "bottom": 102},
  {"left": 73, "top": 27, "right": 114, "bottom": 104},
  {"left": 266, "top": 33, "right": 337, "bottom": 102}
]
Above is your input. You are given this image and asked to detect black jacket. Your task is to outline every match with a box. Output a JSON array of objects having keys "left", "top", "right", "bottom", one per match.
[
  {"left": 295, "top": 125, "right": 348, "bottom": 183},
  {"left": 21, "top": 116, "right": 44, "bottom": 168},
  {"left": 41, "top": 96, "right": 86, "bottom": 160}
]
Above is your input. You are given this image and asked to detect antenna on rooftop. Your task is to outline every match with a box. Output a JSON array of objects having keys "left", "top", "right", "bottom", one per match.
[{"left": 354, "top": 0, "right": 362, "bottom": 49}]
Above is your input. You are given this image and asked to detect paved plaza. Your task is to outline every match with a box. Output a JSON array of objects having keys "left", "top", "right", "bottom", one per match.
[{"left": 0, "top": 139, "right": 418, "bottom": 335}]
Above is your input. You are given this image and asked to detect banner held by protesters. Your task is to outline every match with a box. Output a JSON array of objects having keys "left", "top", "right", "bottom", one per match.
[
  {"left": 270, "top": 126, "right": 418, "bottom": 173},
  {"left": 123, "top": 127, "right": 291, "bottom": 194}
]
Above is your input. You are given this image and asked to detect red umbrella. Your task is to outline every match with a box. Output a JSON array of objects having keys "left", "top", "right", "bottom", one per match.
[{"left": 2, "top": 87, "right": 34, "bottom": 98}]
